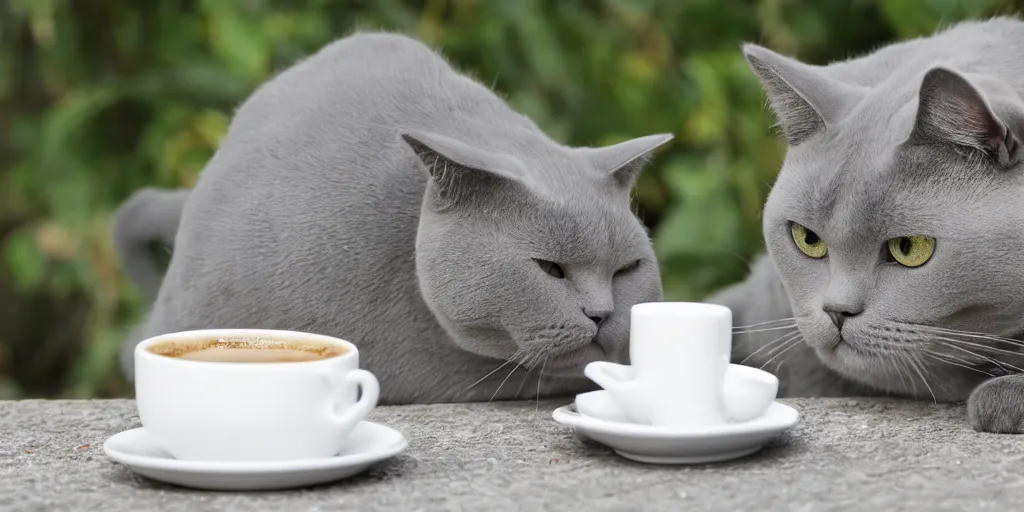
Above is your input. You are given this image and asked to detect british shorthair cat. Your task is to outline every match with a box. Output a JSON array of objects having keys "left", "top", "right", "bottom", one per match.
[
  {"left": 712, "top": 17, "right": 1024, "bottom": 433},
  {"left": 114, "top": 32, "right": 673, "bottom": 404}
]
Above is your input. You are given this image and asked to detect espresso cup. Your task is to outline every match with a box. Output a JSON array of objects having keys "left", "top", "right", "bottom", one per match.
[
  {"left": 134, "top": 328, "right": 380, "bottom": 462},
  {"left": 584, "top": 302, "right": 776, "bottom": 427}
]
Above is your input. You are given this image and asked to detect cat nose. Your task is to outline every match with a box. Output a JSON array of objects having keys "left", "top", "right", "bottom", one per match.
[
  {"left": 584, "top": 308, "right": 610, "bottom": 327},
  {"left": 822, "top": 304, "right": 862, "bottom": 329}
]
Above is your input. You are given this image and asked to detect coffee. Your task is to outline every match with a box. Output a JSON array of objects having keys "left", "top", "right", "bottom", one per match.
[{"left": 148, "top": 335, "right": 346, "bottom": 363}]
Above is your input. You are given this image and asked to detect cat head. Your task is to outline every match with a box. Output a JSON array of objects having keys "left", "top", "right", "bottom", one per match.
[
  {"left": 400, "top": 129, "right": 671, "bottom": 378},
  {"left": 745, "top": 43, "right": 1024, "bottom": 400}
]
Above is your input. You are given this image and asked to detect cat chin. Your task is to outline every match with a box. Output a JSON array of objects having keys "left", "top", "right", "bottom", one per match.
[{"left": 810, "top": 341, "right": 898, "bottom": 388}]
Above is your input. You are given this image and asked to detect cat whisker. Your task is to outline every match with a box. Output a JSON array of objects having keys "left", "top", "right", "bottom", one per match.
[
  {"left": 515, "top": 365, "right": 533, "bottom": 399},
  {"left": 931, "top": 338, "right": 1024, "bottom": 373},
  {"left": 536, "top": 357, "right": 547, "bottom": 411},
  {"left": 923, "top": 351, "right": 995, "bottom": 377},
  {"left": 931, "top": 336, "right": 1024, "bottom": 366},
  {"left": 926, "top": 352, "right": 959, "bottom": 399},
  {"left": 732, "top": 324, "right": 800, "bottom": 335},
  {"left": 466, "top": 353, "right": 520, "bottom": 391},
  {"left": 898, "top": 351, "right": 921, "bottom": 399},
  {"left": 489, "top": 362, "right": 523, "bottom": 403},
  {"left": 761, "top": 332, "right": 802, "bottom": 359},
  {"left": 758, "top": 334, "right": 804, "bottom": 371},
  {"left": 740, "top": 330, "right": 801, "bottom": 365},
  {"left": 926, "top": 347, "right": 985, "bottom": 369},
  {"left": 906, "top": 351, "right": 938, "bottom": 403},
  {"left": 911, "top": 325, "right": 1024, "bottom": 347},
  {"left": 929, "top": 338, "right": 997, "bottom": 364},
  {"left": 773, "top": 358, "right": 786, "bottom": 374},
  {"left": 732, "top": 317, "right": 798, "bottom": 330},
  {"left": 890, "top": 349, "right": 912, "bottom": 393}
]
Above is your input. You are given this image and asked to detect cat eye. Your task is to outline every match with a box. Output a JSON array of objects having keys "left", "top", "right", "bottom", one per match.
[
  {"left": 534, "top": 259, "right": 565, "bottom": 279},
  {"left": 886, "top": 236, "right": 935, "bottom": 268},
  {"left": 790, "top": 223, "right": 827, "bottom": 259},
  {"left": 615, "top": 259, "right": 642, "bottom": 276}
]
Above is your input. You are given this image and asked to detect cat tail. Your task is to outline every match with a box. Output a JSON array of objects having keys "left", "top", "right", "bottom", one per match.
[{"left": 112, "top": 187, "right": 190, "bottom": 303}]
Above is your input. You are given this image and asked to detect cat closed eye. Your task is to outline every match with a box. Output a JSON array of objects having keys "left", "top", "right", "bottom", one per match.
[
  {"left": 615, "top": 259, "right": 642, "bottom": 276},
  {"left": 534, "top": 259, "right": 565, "bottom": 279},
  {"left": 886, "top": 236, "right": 935, "bottom": 268}
]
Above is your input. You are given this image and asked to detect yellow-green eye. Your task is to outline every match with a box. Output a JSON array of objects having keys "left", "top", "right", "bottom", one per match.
[
  {"left": 887, "top": 236, "right": 935, "bottom": 268},
  {"left": 791, "top": 223, "right": 827, "bottom": 258}
]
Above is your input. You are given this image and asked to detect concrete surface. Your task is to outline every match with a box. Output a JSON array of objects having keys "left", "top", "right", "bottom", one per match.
[{"left": 1, "top": 398, "right": 1023, "bottom": 511}]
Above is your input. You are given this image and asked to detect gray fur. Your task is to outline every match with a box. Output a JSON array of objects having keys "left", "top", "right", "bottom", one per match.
[
  {"left": 713, "top": 17, "right": 1024, "bottom": 433},
  {"left": 117, "top": 32, "right": 672, "bottom": 404}
]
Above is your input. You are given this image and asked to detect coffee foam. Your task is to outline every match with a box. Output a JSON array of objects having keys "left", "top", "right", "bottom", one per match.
[{"left": 147, "top": 334, "right": 347, "bottom": 361}]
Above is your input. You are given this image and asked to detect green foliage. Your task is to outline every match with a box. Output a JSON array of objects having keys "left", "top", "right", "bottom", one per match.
[{"left": 1, "top": 0, "right": 1021, "bottom": 398}]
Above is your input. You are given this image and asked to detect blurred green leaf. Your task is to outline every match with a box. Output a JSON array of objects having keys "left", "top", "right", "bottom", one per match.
[
  {"left": 3, "top": 230, "right": 46, "bottom": 292},
  {"left": 655, "top": 159, "right": 743, "bottom": 259},
  {"left": 200, "top": 0, "right": 270, "bottom": 79}
]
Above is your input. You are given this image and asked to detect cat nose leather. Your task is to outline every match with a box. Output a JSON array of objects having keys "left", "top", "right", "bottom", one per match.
[
  {"left": 826, "top": 311, "right": 845, "bottom": 329},
  {"left": 822, "top": 305, "right": 862, "bottom": 329},
  {"left": 584, "top": 308, "right": 610, "bottom": 327}
]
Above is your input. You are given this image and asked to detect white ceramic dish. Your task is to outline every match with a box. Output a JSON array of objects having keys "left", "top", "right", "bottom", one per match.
[
  {"left": 553, "top": 390, "right": 799, "bottom": 464},
  {"left": 103, "top": 421, "right": 407, "bottom": 491}
]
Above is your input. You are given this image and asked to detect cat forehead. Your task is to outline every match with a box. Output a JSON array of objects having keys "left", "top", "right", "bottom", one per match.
[
  {"left": 487, "top": 192, "right": 648, "bottom": 261},
  {"left": 771, "top": 131, "right": 996, "bottom": 237},
  {"left": 536, "top": 195, "right": 644, "bottom": 241}
]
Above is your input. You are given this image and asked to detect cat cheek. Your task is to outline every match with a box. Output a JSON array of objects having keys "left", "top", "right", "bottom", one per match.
[{"left": 614, "top": 267, "right": 662, "bottom": 303}]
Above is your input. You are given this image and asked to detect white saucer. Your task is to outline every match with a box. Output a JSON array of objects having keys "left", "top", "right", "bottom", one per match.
[
  {"left": 103, "top": 421, "right": 408, "bottom": 491},
  {"left": 552, "top": 390, "right": 799, "bottom": 465}
]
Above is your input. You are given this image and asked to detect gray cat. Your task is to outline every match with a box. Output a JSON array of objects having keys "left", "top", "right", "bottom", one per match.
[
  {"left": 709, "top": 17, "right": 1024, "bottom": 433},
  {"left": 114, "top": 32, "right": 673, "bottom": 404}
]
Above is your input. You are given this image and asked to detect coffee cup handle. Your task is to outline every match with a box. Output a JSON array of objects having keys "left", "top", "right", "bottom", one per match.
[
  {"left": 584, "top": 361, "right": 631, "bottom": 391},
  {"left": 329, "top": 369, "right": 380, "bottom": 433}
]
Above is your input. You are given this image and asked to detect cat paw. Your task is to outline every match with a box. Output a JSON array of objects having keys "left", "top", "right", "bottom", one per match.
[{"left": 967, "top": 375, "right": 1024, "bottom": 434}]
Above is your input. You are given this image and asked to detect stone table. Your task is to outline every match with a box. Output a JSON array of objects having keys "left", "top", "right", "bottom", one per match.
[{"left": 1, "top": 398, "right": 1023, "bottom": 511}]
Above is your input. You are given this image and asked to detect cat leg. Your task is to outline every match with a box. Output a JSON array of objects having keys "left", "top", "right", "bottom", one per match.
[{"left": 967, "top": 374, "right": 1024, "bottom": 433}]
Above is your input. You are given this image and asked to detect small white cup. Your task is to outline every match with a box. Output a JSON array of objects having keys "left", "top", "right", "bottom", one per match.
[
  {"left": 134, "top": 329, "right": 380, "bottom": 462},
  {"left": 584, "top": 302, "right": 777, "bottom": 427}
]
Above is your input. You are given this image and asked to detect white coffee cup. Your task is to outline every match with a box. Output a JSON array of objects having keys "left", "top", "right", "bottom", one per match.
[
  {"left": 584, "top": 302, "right": 777, "bottom": 427},
  {"left": 134, "top": 328, "right": 380, "bottom": 462}
]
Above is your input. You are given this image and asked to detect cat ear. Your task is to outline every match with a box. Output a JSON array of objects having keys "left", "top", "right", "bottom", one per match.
[
  {"left": 742, "top": 44, "right": 860, "bottom": 145},
  {"left": 399, "top": 130, "right": 526, "bottom": 203},
  {"left": 909, "top": 67, "right": 1023, "bottom": 167},
  {"left": 579, "top": 133, "right": 674, "bottom": 188}
]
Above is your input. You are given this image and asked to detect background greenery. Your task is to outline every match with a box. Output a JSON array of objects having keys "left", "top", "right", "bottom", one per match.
[{"left": 1, "top": 0, "right": 1019, "bottom": 399}]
